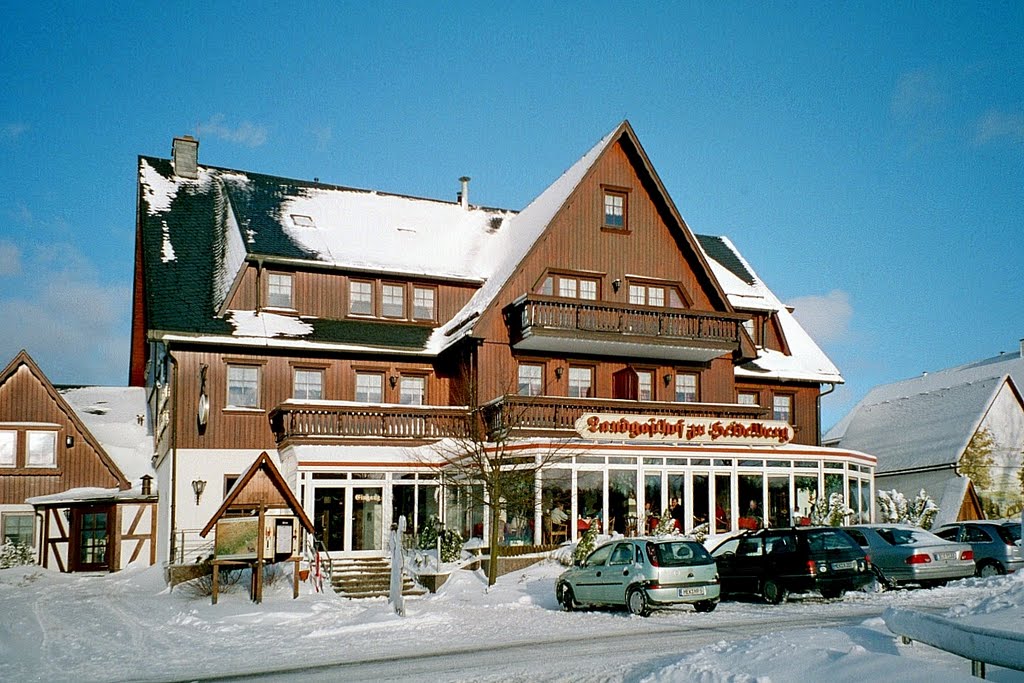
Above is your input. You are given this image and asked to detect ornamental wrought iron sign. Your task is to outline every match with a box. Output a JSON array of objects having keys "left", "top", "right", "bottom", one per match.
[{"left": 574, "top": 413, "right": 792, "bottom": 446}]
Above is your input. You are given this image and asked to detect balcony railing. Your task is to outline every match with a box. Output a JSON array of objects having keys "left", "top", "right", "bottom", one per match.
[
  {"left": 269, "top": 402, "right": 472, "bottom": 443},
  {"left": 505, "top": 296, "right": 747, "bottom": 361},
  {"left": 269, "top": 396, "right": 768, "bottom": 443},
  {"left": 482, "top": 395, "right": 768, "bottom": 436}
]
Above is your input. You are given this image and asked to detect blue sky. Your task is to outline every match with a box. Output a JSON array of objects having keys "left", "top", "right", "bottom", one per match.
[{"left": 1, "top": 2, "right": 1022, "bottom": 432}]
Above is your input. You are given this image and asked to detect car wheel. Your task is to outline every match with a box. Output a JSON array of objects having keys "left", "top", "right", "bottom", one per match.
[
  {"left": 819, "top": 586, "right": 845, "bottom": 600},
  {"left": 557, "top": 583, "right": 576, "bottom": 612},
  {"left": 626, "top": 587, "right": 651, "bottom": 617},
  {"left": 693, "top": 599, "right": 718, "bottom": 613},
  {"left": 762, "top": 579, "right": 788, "bottom": 605},
  {"left": 978, "top": 561, "right": 1005, "bottom": 578}
]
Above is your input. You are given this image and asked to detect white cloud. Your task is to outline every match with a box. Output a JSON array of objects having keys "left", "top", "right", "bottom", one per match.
[
  {"left": 0, "top": 243, "right": 129, "bottom": 385},
  {"left": 973, "top": 108, "right": 1024, "bottom": 146},
  {"left": 0, "top": 241, "right": 22, "bottom": 276},
  {"left": 197, "top": 114, "right": 268, "bottom": 148},
  {"left": 788, "top": 290, "right": 853, "bottom": 344},
  {"left": 1, "top": 123, "right": 29, "bottom": 140},
  {"left": 890, "top": 69, "right": 945, "bottom": 117}
]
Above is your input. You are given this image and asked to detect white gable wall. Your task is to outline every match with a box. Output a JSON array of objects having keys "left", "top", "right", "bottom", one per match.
[{"left": 973, "top": 382, "right": 1024, "bottom": 516}]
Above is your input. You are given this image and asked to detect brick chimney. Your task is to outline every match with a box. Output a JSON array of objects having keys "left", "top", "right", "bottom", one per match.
[{"left": 171, "top": 136, "right": 199, "bottom": 179}]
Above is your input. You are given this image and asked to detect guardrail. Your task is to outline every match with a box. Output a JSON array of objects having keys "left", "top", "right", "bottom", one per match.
[{"left": 884, "top": 607, "right": 1024, "bottom": 678}]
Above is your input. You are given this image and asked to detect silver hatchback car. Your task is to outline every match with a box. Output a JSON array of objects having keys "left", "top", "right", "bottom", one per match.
[
  {"left": 556, "top": 537, "right": 720, "bottom": 616},
  {"left": 845, "top": 524, "right": 975, "bottom": 588},
  {"left": 935, "top": 521, "right": 1024, "bottom": 577}
]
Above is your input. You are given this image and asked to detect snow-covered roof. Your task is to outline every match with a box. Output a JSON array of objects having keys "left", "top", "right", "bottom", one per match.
[
  {"left": 27, "top": 486, "right": 153, "bottom": 506},
  {"left": 697, "top": 235, "right": 844, "bottom": 385},
  {"left": 826, "top": 346, "right": 1024, "bottom": 444},
  {"left": 827, "top": 374, "right": 1007, "bottom": 474},
  {"left": 60, "top": 386, "right": 154, "bottom": 485}
]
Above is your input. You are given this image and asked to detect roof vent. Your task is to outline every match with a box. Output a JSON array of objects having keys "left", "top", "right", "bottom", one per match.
[
  {"left": 171, "top": 136, "right": 199, "bottom": 179},
  {"left": 1020, "top": 338, "right": 1023, "bottom": 358},
  {"left": 458, "top": 176, "right": 470, "bottom": 209}
]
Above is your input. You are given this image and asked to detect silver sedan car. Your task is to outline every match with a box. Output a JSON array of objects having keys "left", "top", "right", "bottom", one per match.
[
  {"left": 845, "top": 524, "right": 975, "bottom": 588},
  {"left": 556, "top": 537, "right": 720, "bottom": 616}
]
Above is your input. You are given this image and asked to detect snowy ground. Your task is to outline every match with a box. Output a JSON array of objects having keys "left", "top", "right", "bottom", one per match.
[{"left": 1, "top": 557, "right": 1023, "bottom": 683}]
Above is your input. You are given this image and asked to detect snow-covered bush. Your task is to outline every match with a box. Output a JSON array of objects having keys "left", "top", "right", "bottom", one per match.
[
  {"left": 688, "top": 522, "right": 709, "bottom": 544},
  {"left": 572, "top": 525, "right": 598, "bottom": 564},
  {"left": 0, "top": 540, "right": 34, "bottom": 569},
  {"left": 877, "top": 489, "right": 939, "bottom": 529},
  {"left": 653, "top": 509, "right": 680, "bottom": 536},
  {"left": 439, "top": 526, "right": 463, "bottom": 563},
  {"left": 418, "top": 516, "right": 441, "bottom": 550},
  {"left": 809, "top": 492, "right": 853, "bottom": 526}
]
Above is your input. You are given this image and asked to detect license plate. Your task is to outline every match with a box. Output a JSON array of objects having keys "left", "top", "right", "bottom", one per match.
[
  {"left": 831, "top": 561, "right": 856, "bottom": 571},
  {"left": 934, "top": 552, "right": 955, "bottom": 561},
  {"left": 679, "top": 586, "right": 706, "bottom": 597}
]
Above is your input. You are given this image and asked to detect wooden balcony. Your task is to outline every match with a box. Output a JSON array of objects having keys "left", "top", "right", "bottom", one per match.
[
  {"left": 484, "top": 395, "right": 768, "bottom": 437},
  {"left": 269, "top": 396, "right": 768, "bottom": 443},
  {"left": 269, "top": 402, "right": 472, "bottom": 444},
  {"left": 505, "top": 296, "right": 749, "bottom": 362}
]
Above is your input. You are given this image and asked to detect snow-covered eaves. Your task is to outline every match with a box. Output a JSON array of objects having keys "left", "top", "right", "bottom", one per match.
[
  {"left": 27, "top": 486, "right": 155, "bottom": 506},
  {"left": 697, "top": 235, "right": 843, "bottom": 385},
  {"left": 831, "top": 376, "right": 1005, "bottom": 473}
]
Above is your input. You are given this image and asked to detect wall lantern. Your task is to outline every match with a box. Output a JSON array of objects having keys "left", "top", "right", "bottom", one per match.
[
  {"left": 389, "top": 375, "right": 399, "bottom": 389},
  {"left": 612, "top": 278, "right": 622, "bottom": 293},
  {"left": 663, "top": 373, "right": 673, "bottom": 387},
  {"left": 554, "top": 366, "right": 564, "bottom": 380},
  {"left": 191, "top": 479, "right": 207, "bottom": 505},
  {"left": 65, "top": 435, "right": 75, "bottom": 448}
]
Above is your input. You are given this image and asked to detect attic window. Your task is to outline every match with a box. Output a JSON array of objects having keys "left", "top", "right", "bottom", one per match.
[
  {"left": 290, "top": 214, "right": 315, "bottom": 228},
  {"left": 602, "top": 187, "right": 629, "bottom": 231}
]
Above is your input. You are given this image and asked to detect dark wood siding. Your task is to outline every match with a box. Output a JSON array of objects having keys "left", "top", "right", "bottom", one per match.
[{"left": 0, "top": 365, "right": 123, "bottom": 504}]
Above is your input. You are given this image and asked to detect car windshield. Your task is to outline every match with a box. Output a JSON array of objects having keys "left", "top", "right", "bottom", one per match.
[
  {"left": 653, "top": 541, "right": 712, "bottom": 567},
  {"left": 807, "top": 529, "right": 860, "bottom": 552},
  {"left": 876, "top": 528, "right": 939, "bottom": 546}
]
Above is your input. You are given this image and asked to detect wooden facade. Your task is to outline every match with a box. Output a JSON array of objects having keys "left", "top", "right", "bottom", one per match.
[
  {"left": 0, "top": 351, "right": 156, "bottom": 572},
  {"left": 135, "top": 123, "right": 863, "bottom": 563}
]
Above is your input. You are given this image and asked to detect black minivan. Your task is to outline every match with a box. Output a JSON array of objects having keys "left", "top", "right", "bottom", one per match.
[{"left": 710, "top": 527, "right": 873, "bottom": 603}]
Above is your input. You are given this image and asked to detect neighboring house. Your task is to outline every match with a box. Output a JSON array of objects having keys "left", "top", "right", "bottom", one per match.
[
  {"left": 131, "top": 122, "right": 874, "bottom": 567},
  {"left": 824, "top": 340, "right": 1024, "bottom": 526},
  {"left": 0, "top": 351, "right": 156, "bottom": 572}
]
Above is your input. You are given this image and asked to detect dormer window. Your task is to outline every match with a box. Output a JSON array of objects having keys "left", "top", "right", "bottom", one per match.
[
  {"left": 267, "top": 273, "right": 293, "bottom": 309},
  {"left": 603, "top": 189, "right": 627, "bottom": 230},
  {"left": 382, "top": 284, "right": 405, "bottom": 318},
  {"left": 538, "top": 274, "right": 600, "bottom": 300},
  {"left": 349, "top": 280, "right": 373, "bottom": 315}
]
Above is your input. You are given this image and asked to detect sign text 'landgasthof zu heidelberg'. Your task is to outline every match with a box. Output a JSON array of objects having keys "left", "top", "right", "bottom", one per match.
[{"left": 575, "top": 414, "right": 793, "bottom": 446}]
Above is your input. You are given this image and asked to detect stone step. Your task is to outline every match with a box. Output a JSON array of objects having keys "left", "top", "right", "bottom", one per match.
[{"left": 325, "top": 558, "right": 427, "bottom": 599}]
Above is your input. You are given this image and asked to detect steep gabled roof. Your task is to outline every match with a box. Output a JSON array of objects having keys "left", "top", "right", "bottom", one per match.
[
  {"left": 696, "top": 235, "right": 843, "bottom": 385},
  {"left": 437, "top": 120, "right": 737, "bottom": 348},
  {"left": 0, "top": 350, "right": 132, "bottom": 489},
  {"left": 826, "top": 346, "right": 1024, "bottom": 443},
  {"left": 200, "top": 451, "right": 313, "bottom": 537},
  {"left": 827, "top": 374, "right": 1019, "bottom": 474}
]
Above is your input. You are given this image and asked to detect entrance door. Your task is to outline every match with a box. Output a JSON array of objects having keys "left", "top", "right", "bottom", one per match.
[
  {"left": 314, "top": 488, "right": 346, "bottom": 552},
  {"left": 352, "top": 487, "right": 384, "bottom": 552},
  {"left": 73, "top": 505, "right": 112, "bottom": 571}
]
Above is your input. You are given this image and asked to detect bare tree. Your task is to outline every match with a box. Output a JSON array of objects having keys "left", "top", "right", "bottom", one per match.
[{"left": 425, "top": 395, "right": 577, "bottom": 587}]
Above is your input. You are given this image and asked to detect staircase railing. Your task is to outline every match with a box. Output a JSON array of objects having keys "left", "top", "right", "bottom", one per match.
[{"left": 303, "top": 535, "right": 333, "bottom": 593}]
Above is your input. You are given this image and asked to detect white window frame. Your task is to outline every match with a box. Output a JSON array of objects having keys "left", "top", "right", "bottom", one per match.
[
  {"left": 226, "top": 365, "right": 260, "bottom": 409},
  {"left": 412, "top": 287, "right": 435, "bottom": 321},
  {"left": 267, "top": 272, "right": 293, "bottom": 309},
  {"left": 568, "top": 366, "right": 593, "bottom": 398},
  {"left": 517, "top": 364, "right": 543, "bottom": 397},
  {"left": 773, "top": 394, "right": 793, "bottom": 423},
  {"left": 355, "top": 372, "right": 383, "bottom": 403},
  {"left": 399, "top": 376, "right": 426, "bottom": 405},
  {"left": 737, "top": 391, "right": 758, "bottom": 406},
  {"left": 603, "top": 191, "right": 626, "bottom": 229},
  {"left": 26, "top": 430, "right": 56, "bottom": 468},
  {"left": 637, "top": 371, "right": 653, "bottom": 402},
  {"left": 382, "top": 283, "right": 405, "bottom": 318},
  {"left": 349, "top": 280, "right": 373, "bottom": 316},
  {"left": 0, "top": 430, "right": 14, "bottom": 467},
  {"left": 293, "top": 368, "right": 324, "bottom": 401},
  {"left": 675, "top": 373, "right": 698, "bottom": 403}
]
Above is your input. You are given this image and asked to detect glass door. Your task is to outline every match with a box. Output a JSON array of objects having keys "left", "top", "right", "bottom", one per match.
[
  {"left": 74, "top": 505, "right": 111, "bottom": 571},
  {"left": 352, "top": 487, "right": 384, "bottom": 552}
]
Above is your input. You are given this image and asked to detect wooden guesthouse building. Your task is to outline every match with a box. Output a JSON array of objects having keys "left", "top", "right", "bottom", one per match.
[{"left": 131, "top": 122, "right": 874, "bottom": 565}]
